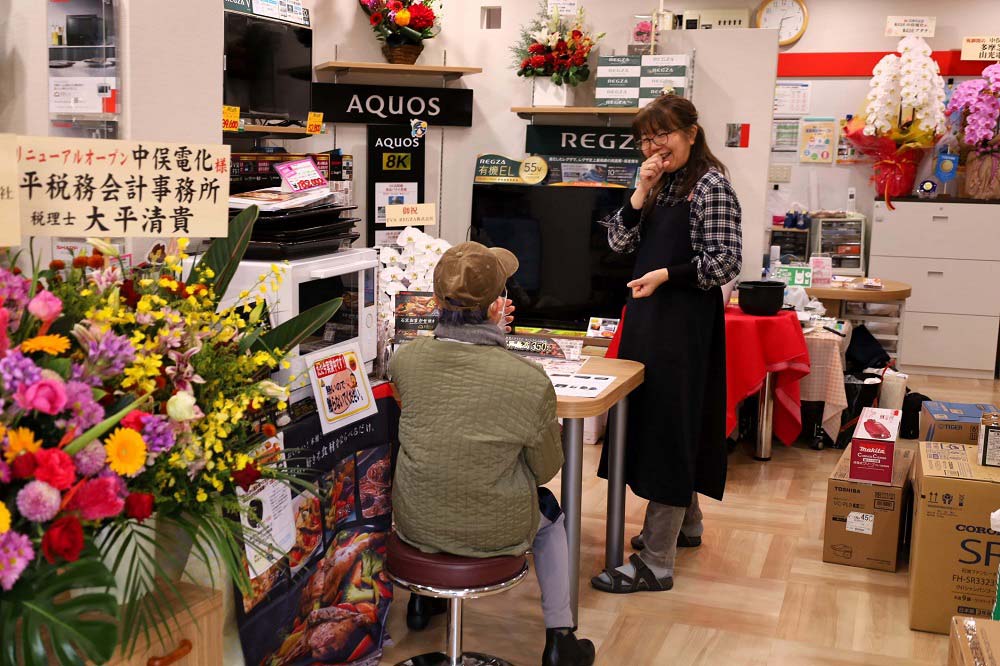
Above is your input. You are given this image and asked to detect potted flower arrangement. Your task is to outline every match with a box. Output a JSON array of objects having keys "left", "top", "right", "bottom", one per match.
[
  {"left": 359, "top": 0, "right": 440, "bottom": 65},
  {"left": 0, "top": 206, "right": 341, "bottom": 662},
  {"left": 945, "top": 63, "right": 1000, "bottom": 199},
  {"left": 512, "top": 2, "right": 603, "bottom": 107},
  {"left": 844, "top": 36, "right": 947, "bottom": 209}
]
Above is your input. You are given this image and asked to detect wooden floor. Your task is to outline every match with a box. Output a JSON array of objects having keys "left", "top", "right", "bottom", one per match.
[{"left": 380, "top": 375, "right": 1000, "bottom": 666}]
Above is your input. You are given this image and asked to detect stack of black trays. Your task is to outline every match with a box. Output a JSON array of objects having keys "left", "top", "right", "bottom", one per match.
[{"left": 241, "top": 200, "right": 361, "bottom": 260}]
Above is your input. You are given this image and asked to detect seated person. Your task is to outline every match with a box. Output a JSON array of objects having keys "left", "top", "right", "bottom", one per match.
[{"left": 390, "top": 242, "right": 595, "bottom": 666}]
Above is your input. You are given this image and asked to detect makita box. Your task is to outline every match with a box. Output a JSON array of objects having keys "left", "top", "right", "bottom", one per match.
[{"left": 849, "top": 407, "right": 902, "bottom": 486}]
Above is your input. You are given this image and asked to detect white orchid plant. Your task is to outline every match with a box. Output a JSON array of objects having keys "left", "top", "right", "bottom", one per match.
[
  {"left": 377, "top": 227, "right": 450, "bottom": 338},
  {"left": 863, "top": 36, "right": 947, "bottom": 137}
]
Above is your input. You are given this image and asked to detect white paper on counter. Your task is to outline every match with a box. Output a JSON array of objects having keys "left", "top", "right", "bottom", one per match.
[{"left": 548, "top": 373, "right": 616, "bottom": 398}]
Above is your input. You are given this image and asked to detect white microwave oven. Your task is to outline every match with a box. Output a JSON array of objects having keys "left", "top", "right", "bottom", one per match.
[{"left": 224, "top": 248, "right": 379, "bottom": 404}]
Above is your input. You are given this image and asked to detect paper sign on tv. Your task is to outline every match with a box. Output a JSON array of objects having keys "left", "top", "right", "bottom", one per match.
[
  {"left": 385, "top": 202, "right": 436, "bottom": 228},
  {"left": 275, "top": 157, "right": 328, "bottom": 193}
]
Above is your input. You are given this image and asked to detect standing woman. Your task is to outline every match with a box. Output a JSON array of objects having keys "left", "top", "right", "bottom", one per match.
[{"left": 592, "top": 94, "right": 742, "bottom": 593}]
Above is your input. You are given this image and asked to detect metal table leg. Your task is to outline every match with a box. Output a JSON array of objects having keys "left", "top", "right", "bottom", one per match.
[
  {"left": 755, "top": 372, "right": 775, "bottom": 461},
  {"left": 605, "top": 399, "right": 628, "bottom": 570},
  {"left": 561, "top": 418, "right": 584, "bottom": 626}
]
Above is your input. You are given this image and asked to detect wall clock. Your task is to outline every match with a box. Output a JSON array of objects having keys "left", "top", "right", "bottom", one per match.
[{"left": 755, "top": 0, "right": 808, "bottom": 47}]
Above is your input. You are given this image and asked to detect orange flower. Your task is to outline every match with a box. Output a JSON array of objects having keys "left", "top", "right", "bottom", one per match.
[
  {"left": 4, "top": 427, "right": 42, "bottom": 463},
  {"left": 20, "top": 334, "right": 71, "bottom": 355}
]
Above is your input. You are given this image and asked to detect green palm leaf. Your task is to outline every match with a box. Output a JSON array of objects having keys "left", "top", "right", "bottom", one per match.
[
  {"left": 253, "top": 298, "right": 342, "bottom": 354},
  {"left": 0, "top": 550, "right": 118, "bottom": 666},
  {"left": 192, "top": 205, "right": 259, "bottom": 298}
]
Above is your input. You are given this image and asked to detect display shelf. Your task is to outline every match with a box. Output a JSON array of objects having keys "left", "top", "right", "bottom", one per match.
[
  {"left": 315, "top": 60, "right": 481, "bottom": 80},
  {"left": 511, "top": 106, "right": 639, "bottom": 120},
  {"left": 225, "top": 125, "right": 315, "bottom": 140}
]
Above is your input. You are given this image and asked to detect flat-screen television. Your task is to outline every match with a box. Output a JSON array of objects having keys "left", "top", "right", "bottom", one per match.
[
  {"left": 471, "top": 184, "right": 635, "bottom": 331},
  {"left": 224, "top": 12, "right": 312, "bottom": 121}
]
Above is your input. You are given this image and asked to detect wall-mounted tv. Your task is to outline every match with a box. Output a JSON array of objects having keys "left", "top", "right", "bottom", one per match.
[
  {"left": 471, "top": 184, "right": 635, "bottom": 331},
  {"left": 224, "top": 12, "right": 312, "bottom": 121}
]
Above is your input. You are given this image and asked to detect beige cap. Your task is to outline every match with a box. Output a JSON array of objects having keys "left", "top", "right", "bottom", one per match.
[{"left": 433, "top": 241, "right": 519, "bottom": 311}]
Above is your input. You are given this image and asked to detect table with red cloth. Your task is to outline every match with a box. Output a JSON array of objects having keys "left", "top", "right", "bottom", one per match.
[
  {"left": 723, "top": 306, "right": 811, "bottom": 446},
  {"left": 608, "top": 305, "right": 810, "bottom": 450}
]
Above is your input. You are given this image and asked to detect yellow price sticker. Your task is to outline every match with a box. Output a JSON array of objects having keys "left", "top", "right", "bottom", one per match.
[
  {"left": 222, "top": 105, "right": 240, "bottom": 132},
  {"left": 306, "top": 111, "right": 324, "bottom": 134}
]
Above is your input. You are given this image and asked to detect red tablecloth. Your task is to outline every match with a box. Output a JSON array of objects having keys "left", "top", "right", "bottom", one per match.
[{"left": 607, "top": 305, "right": 810, "bottom": 445}]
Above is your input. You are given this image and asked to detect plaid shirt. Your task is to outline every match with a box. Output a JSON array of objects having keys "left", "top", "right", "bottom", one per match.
[{"left": 600, "top": 168, "right": 743, "bottom": 290}]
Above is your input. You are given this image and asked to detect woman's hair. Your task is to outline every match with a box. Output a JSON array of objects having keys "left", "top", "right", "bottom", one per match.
[{"left": 632, "top": 95, "right": 727, "bottom": 216}]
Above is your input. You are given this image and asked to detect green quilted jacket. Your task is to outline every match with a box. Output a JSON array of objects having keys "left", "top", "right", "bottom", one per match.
[{"left": 389, "top": 328, "right": 564, "bottom": 557}]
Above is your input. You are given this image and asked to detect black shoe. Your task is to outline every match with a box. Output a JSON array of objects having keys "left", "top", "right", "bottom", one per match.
[
  {"left": 542, "top": 628, "right": 596, "bottom": 666},
  {"left": 406, "top": 594, "right": 447, "bottom": 631},
  {"left": 630, "top": 533, "right": 702, "bottom": 551}
]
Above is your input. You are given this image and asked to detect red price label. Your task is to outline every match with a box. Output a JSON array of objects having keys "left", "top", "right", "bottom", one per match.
[
  {"left": 222, "top": 105, "right": 241, "bottom": 133},
  {"left": 292, "top": 177, "right": 326, "bottom": 191},
  {"left": 222, "top": 119, "right": 240, "bottom": 131}
]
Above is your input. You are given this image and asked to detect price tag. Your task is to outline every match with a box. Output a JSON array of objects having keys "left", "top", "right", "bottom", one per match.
[
  {"left": 962, "top": 36, "right": 1000, "bottom": 61},
  {"left": 846, "top": 512, "right": 874, "bottom": 535},
  {"left": 306, "top": 111, "right": 324, "bottom": 135},
  {"left": 274, "top": 157, "right": 328, "bottom": 193},
  {"left": 385, "top": 202, "right": 436, "bottom": 228},
  {"left": 222, "top": 105, "right": 241, "bottom": 132}
]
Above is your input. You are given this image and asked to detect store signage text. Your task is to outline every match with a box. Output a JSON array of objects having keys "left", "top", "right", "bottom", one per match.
[
  {"left": 313, "top": 83, "right": 473, "bottom": 127},
  {"left": 526, "top": 125, "right": 638, "bottom": 157}
]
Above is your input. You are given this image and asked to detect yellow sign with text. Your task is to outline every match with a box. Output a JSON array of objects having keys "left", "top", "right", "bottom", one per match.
[
  {"left": 0, "top": 134, "right": 20, "bottom": 246},
  {"left": 306, "top": 111, "right": 324, "bottom": 134},
  {"left": 222, "top": 105, "right": 240, "bottom": 132},
  {"left": 385, "top": 202, "right": 436, "bottom": 228},
  {"left": 382, "top": 153, "right": 412, "bottom": 170}
]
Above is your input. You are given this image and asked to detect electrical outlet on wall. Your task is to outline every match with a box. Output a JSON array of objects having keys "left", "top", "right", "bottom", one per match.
[{"left": 768, "top": 164, "right": 792, "bottom": 183}]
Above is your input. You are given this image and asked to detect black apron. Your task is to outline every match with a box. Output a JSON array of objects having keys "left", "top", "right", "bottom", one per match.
[{"left": 598, "top": 198, "right": 727, "bottom": 507}]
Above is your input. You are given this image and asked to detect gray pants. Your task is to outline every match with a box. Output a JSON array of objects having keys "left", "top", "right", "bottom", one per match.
[
  {"left": 534, "top": 512, "right": 575, "bottom": 629},
  {"left": 637, "top": 493, "right": 703, "bottom": 574}
]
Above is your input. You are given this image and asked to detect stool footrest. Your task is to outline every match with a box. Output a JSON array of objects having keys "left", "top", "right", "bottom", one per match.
[{"left": 396, "top": 652, "right": 514, "bottom": 666}]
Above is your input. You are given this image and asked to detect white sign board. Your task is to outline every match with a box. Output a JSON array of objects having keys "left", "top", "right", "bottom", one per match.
[
  {"left": 962, "top": 36, "right": 1000, "bottom": 61},
  {"left": 885, "top": 16, "right": 935, "bottom": 38},
  {"left": 17, "top": 136, "right": 230, "bottom": 238},
  {"left": 305, "top": 342, "right": 378, "bottom": 435},
  {"left": 547, "top": 0, "right": 578, "bottom": 17},
  {"left": 0, "top": 135, "right": 20, "bottom": 246},
  {"left": 774, "top": 82, "right": 811, "bottom": 117},
  {"left": 237, "top": 434, "right": 296, "bottom": 579}
]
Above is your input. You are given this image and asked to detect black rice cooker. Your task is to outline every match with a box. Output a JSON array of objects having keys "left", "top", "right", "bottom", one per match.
[{"left": 737, "top": 281, "right": 785, "bottom": 316}]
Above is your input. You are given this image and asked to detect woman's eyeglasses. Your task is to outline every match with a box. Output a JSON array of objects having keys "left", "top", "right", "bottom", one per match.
[{"left": 638, "top": 129, "right": 679, "bottom": 151}]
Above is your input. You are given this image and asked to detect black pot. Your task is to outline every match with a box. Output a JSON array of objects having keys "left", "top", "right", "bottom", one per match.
[{"left": 738, "top": 281, "right": 785, "bottom": 316}]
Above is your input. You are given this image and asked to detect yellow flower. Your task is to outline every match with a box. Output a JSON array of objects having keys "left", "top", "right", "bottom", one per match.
[
  {"left": 395, "top": 7, "right": 411, "bottom": 25},
  {"left": 104, "top": 428, "right": 148, "bottom": 476},
  {"left": 177, "top": 238, "right": 190, "bottom": 251},
  {"left": 5, "top": 427, "right": 41, "bottom": 462},
  {"left": 0, "top": 501, "right": 10, "bottom": 534},
  {"left": 196, "top": 489, "right": 208, "bottom": 503},
  {"left": 20, "top": 334, "right": 71, "bottom": 355}
]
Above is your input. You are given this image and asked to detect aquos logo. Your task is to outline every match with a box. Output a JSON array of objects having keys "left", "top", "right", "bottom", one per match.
[
  {"left": 346, "top": 94, "right": 442, "bottom": 120},
  {"left": 374, "top": 137, "right": 421, "bottom": 149},
  {"left": 559, "top": 132, "right": 635, "bottom": 152},
  {"left": 956, "top": 523, "right": 1000, "bottom": 567}
]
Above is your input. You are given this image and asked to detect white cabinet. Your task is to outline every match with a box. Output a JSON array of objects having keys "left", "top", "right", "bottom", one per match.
[{"left": 870, "top": 200, "right": 1000, "bottom": 378}]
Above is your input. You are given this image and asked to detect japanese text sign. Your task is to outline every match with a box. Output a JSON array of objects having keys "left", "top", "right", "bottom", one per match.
[
  {"left": 885, "top": 16, "right": 935, "bottom": 38},
  {"left": 304, "top": 342, "right": 377, "bottom": 435},
  {"left": 385, "top": 202, "right": 436, "bottom": 228},
  {"left": 223, "top": 105, "right": 241, "bottom": 132},
  {"left": 0, "top": 135, "right": 19, "bottom": 246},
  {"left": 274, "top": 157, "right": 327, "bottom": 193},
  {"left": 306, "top": 111, "right": 324, "bottom": 134},
  {"left": 962, "top": 36, "right": 1000, "bottom": 61},
  {"left": 775, "top": 264, "right": 813, "bottom": 288},
  {"left": 17, "top": 136, "right": 231, "bottom": 238}
]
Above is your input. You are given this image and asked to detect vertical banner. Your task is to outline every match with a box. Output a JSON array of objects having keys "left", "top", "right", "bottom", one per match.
[{"left": 366, "top": 124, "right": 425, "bottom": 247}]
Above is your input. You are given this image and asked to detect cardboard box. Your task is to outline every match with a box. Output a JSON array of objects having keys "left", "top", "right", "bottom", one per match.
[
  {"left": 981, "top": 422, "right": 1000, "bottom": 467},
  {"left": 849, "top": 407, "right": 901, "bottom": 485},
  {"left": 948, "top": 616, "right": 1000, "bottom": 665},
  {"left": 921, "top": 401, "right": 1000, "bottom": 446},
  {"left": 823, "top": 446, "right": 914, "bottom": 572},
  {"left": 910, "top": 442, "right": 1000, "bottom": 634}
]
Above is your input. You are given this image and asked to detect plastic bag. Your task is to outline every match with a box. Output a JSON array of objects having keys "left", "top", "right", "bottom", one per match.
[{"left": 835, "top": 373, "right": 882, "bottom": 449}]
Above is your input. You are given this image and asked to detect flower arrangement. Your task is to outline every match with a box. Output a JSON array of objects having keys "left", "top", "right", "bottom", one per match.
[
  {"left": 0, "top": 256, "right": 148, "bottom": 663},
  {"left": 0, "top": 206, "right": 340, "bottom": 661},
  {"left": 359, "top": 0, "right": 440, "bottom": 63},
  {"left": 631, "top": 18, "right": 653, "bottom": 45},
  {"left": 845, "top": 36, "right": 946, "bottom": 207},
  {"left": 377, "top": 227, "right": 450, "bottom": 339},
  {"left": 512, "top": 2, "right": 603, "bottom": 87},
  {"left": 945, "top": 63, "right": 1000, "bottom": 199}
]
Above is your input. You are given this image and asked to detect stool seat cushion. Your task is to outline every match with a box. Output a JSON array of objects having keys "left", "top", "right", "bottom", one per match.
[{"left": 387, "top": 532, "right": 527, "bottom": 590}]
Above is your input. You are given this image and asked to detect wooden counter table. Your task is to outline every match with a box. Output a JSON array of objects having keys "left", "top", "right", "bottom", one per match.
[
  {"left": 556, "top": 355, "right": 644, "bottom": 625},
  {"left": 806, "top": 278, "right": 911, "bottom": 360}
]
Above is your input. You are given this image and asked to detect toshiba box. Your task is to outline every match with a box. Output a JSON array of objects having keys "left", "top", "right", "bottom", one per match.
[
  {"left": 824, "top": 446, "right": 914, "bottom": 572},
  {"left": 910, "top": 442, "right": 1000, "bottom": 634}
]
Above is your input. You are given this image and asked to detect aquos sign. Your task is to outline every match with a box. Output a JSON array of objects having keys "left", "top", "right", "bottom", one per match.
[
  {"left": 311, "top": 83, "right": 474, "bottom": 127},
  {"left": 525, "top": 125, "right": 639, "bottom": 158}
]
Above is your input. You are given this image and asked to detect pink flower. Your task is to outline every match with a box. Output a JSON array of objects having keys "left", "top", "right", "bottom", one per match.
[
  {"left": 0, "top": 531, "right": 34, "bottom": 591},
  {"left": 70, "top": 476, "right": 124, "bottom": 520},
  {"left": 14, "top": 377, "right": 68, "bottom": 415},
  {"left": 33, "top": 448, "right": 76, "bottom": 491},
  {"left": 16, "top": 480, "right": 61, "bottom": 522},
  {"left": 0, "top": 308, "right": 9, "bottom": 357},
  {"left": 27, "top": 291, "right": 62, "bottom": 323}
]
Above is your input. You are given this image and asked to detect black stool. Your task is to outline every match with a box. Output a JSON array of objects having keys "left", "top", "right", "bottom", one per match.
[{"left": 386, "top": 532, "right": 529, "bottom": 666}]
